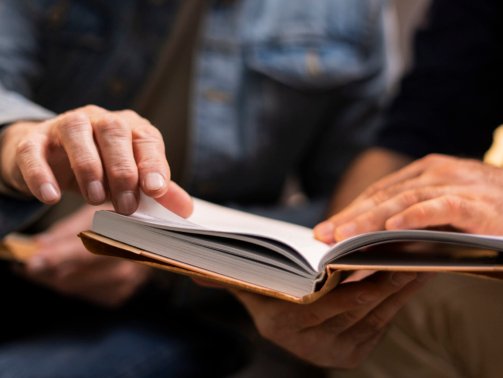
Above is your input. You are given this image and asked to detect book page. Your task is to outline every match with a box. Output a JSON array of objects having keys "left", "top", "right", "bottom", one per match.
[{"left": 129, "top": 193, "right": 331, "bottom": 270}]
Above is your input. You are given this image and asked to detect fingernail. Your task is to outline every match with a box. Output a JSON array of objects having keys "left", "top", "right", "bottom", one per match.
[
  {"left": 314, "top": 222, "right": 335, "bottom": 242},
  {"left": 336, "top": 222, "right": 357, "bottom": 240},
  {"left": 40, "top": 183, "right": 59, "bottom": 203},
  {"left": 117, "top": 191, "right": 137, "bottom": 214},
  {"left": 28, "top": 256, "right": 48, "bottom": 273},
  {"left": 390, "top": 272, "right": 417, "bottom": 287},
  {"left": 87, "top": 180, "right": 106, "bottom": 203},
  {"left": 144, "top": 172, "right": 165, "bottom": 192}
]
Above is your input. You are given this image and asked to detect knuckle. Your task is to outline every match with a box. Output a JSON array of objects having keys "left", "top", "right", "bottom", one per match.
[
  {"left": 364, "top": 311, "right": 389, "bottom": 333},
  {"left": 96, "top": 120, "right": 131, "bottom": 148},
  {"left": 82, "top": 104, "right": 104, "bottom": 114},
  {"left": 370, "top": 190, "right": 391, "bottom": 206},
  {"left": 95, "top": 116, "right": 129, "bottom": 137},
  {"left": 16, "top": 138, "right": 39, "bottom": 157},
  {"left": 117, "top": 109, "right": 141, "bottom": 120},
  {"left": 341, "top": 310, "right": 361, "bottom": 326},
  {"left": 327, "top": 311, "right": 360, "bottom": 333},
  {"left": 133, "top": 124, "right": 163, "bottom": 141},
  {"left": 399, "top": 190, "right": 419, "bottom": 206},
  {"left": 362, "top": 182, "right": 381, "bottom": 198},
  {"left": 358, "top": 211, "right": 381, "bottom": 230},
  {"left": 137, "top": 158, "right": 164, "bottom": 172},
  {"left": 423, "top": 153, "right": 444, "bottom": 164},
  {"left": 413, "top": 203, "right": 430, "bottom": 221},
  {"left": 107, "top": 162, "right": 138, "bottom": 181},
  {"left": 61, "top": 111, "right": 91, "bottom": 130},
  {"left": 443, "top": 195, "right": 463, "bottom": 212},
  {"left": 446, "top": 195, "right": 472, "bottom": 218},
  {"left": 71, "top": 156, "right": 101, "bottom": 176}
]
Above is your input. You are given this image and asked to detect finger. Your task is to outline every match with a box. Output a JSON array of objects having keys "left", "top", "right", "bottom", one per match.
[
  {"left": 386, "top": 195, "right": 490, "bottom": 233},
  {"left": 314, "top": 198, "right": 377, "bottom": 244},
  {"left": 313, "top": 156, "right": 445, "bottom": 243},
  {"left": 26, "top": 258, "right": 148, "bottom": 307},
  {"left": 314, "top": 177, "right": 441, "bottom": 244},
  {"left": 69, "top": 261, "right": 150, "bottom": 307},
  {"left": 121, "top": 111, "right": 170, "bottom": 198},
  {"left": 342, "top": 273, "right": 433, "bottom": 347},
  {"left": 25, "top": 235, "right": 96, "bottom": 274},
  {"left": 333, "top": 187, "right": 449, "bottom": 240},
  {"left": 155, "top": 181, "right": 193, "bottom": 218},
  {"left": 339, "top": 327, "right": 387, "bottom": 370},
  {"left": 55, "top": 112, "right": 106, "bottom": 204},
  {"left": 312, "top": 271, "right": 418, "bottom": 331},
  {"left": 314, "top": 184, "right": 422, "bottom": 244},
  {"left": 94, "top": 115, "right": 139, "bottom": 215},
  {"left": 14, "top": 132, "right": 61, "bottom": 204}
]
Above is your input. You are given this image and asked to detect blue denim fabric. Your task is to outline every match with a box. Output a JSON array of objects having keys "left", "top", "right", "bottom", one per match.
[
  {"left": 0, "top": 2, "right": 388, "bottom": 376},
  {"left": 0, "top": 0, "right": 388, "bottom": 237}
]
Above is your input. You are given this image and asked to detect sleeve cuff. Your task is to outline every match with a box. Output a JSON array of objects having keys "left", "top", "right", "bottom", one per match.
[
  {"left": 0, "top": 195, "right": 48, "bottom": 238},
  {"left": 0, "top": 88, "right": 55, "bottom": 125}
]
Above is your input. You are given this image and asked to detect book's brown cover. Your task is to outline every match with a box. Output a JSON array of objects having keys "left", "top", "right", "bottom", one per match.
[
  {"left": 78, "top": 230, "right": 343, "bottom": 304},
  {"left": 0, "top": 233, "right": 38, "bottom": 262},
  {"left": 78, "top": 231, "right": 503, "bottom": 304}
]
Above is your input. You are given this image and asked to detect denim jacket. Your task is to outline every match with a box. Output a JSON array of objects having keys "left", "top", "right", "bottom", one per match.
[{"left": 0, "top": 0, "right": 388, "bottom": 236}]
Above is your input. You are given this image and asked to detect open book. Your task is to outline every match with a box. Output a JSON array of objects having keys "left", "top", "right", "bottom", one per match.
[{"left": 79, "top": 195, "right": 503, "bottom": 304}]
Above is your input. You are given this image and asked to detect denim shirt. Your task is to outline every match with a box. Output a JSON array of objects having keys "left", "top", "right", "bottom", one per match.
[{"left": 0, "top": 0, "right": 388, "bottom": 236}]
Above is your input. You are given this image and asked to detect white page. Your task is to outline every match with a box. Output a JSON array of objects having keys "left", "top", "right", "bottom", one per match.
[{"left": 131, "top": 193, "right": 331, "bottom": 270}]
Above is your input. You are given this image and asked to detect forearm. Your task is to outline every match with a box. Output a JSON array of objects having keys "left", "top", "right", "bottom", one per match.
[{"left": 328, "top": 147, "right": 413, "bottom": 215}]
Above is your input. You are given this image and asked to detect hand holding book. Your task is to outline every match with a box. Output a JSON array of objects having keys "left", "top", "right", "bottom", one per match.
[
  {"left": 315, "top": 154, "right": 503, "bottom": 243},
  {"left": 232, "top": 270, "right": 432, "bottom": 369},
  {"left": 80, "top": 190, "right": 503, "bottom": 304}
]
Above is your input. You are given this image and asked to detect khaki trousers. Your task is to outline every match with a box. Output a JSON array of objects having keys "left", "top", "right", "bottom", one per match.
[{"left": 331, "top": 273, "right": 503, "bottom": 378}]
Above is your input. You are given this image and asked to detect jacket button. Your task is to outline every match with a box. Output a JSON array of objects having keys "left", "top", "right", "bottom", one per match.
[
  {"left": 203, "top": 89, "right": 231, "bottom": 104},
  {"left": 107, "top": 78, "right": 127, "bottom": 96}
]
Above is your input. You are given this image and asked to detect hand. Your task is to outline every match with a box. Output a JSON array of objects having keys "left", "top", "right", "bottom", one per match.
[
  {"left": 233, "top": 271, "right": 431, "bottom": 369},
  {"left": 314, "top": 154, "right": 503, "bottom": 243},
  {"left": 18, "top": 204, "right": 151, "bottom": 307},
  {"left": 0, "top": 105, "right": 192, "bottom": 216}
]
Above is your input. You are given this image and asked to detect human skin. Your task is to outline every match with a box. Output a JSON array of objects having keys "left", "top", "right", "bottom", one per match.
[
  {"left": 1, "top": 104, "right": 193, "bottom": 306},
  {"left": 0, "top": 104, "right": 192, "bottom": 217},
  {"left": 314, "top": 153, "right": 503, "bottom": 243},
  {"left": 18, "top": 203, "right": 151, "bottom": 307},
  {"left": 231, "top": 150, "right": 503, "bottom": 369},
  {"left": 232, "top": 271, "right": 431, "bottom": 369}
]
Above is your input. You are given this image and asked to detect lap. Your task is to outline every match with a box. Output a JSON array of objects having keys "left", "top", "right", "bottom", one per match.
[{"left": 331, "top": 273, "right": 503, "bottom": 378}]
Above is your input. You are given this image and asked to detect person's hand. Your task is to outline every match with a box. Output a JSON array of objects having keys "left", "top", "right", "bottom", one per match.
[
  {"left": 233, "top": 271, "right": 431, "bottom": 369},
  {"left": 18, "top": 204, "right": 151, "bottom": 307},
  {"left": 0, "top": 105, "right": 192, "bottom": 216},
  {"left": 314, "top": 154, "right": 503, "bottom": 243}
]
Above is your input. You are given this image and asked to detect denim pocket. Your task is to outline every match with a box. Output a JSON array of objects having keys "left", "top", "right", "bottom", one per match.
[{"left": 242, "top": 0, "right": 385, "bottom": 89}]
